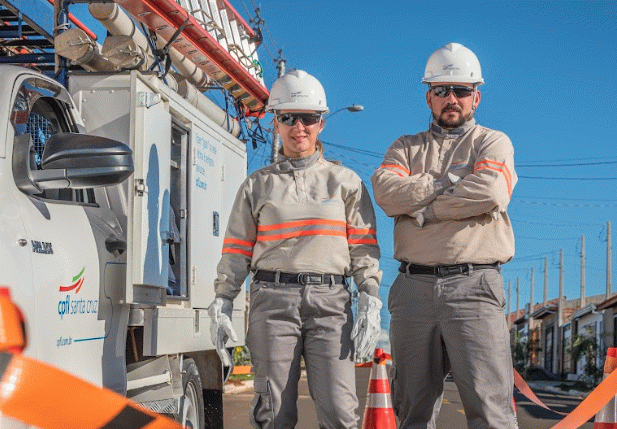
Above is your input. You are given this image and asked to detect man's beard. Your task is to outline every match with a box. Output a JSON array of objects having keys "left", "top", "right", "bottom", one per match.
[{"left": 434, "top": 105, "right": 472, "bottom": 129}]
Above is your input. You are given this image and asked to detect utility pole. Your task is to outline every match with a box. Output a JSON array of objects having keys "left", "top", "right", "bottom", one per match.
[
  {"left": 543, "top": 257, "right": 548, "bottom": 307},
  {"left": 507, "top": 279, "right": 511, "bottom": 330},
  {"left": 529, "top": 266, "right": 535, "bottom": 331},
  {"left": 514, "top": 277, "right": 520, "bottom": 341},
  {"left": 558, "top": 249, "right": 564, "bottom": 375},
  {"left": 270, "top": 50, "right": 285, "bottom": 163},
  {"left": 581, "top": 235, "right": 586, "bottom": 308},
  {"left": 608, "top": 220, "right": 613, "bottom": 298},
  {"left": 558, "top": 249, "right": 564, "bottom": 327},
  {"left": 529, "top": 266, "right": 535, "bottom": 366}
]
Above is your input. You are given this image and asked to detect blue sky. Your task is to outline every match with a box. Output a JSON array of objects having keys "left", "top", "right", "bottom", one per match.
[{"left": 74, "top": 1, "right": 617, "bottom": 318}]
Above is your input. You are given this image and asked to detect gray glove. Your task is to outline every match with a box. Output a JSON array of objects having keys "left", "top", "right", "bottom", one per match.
[
  {"left": 433, "top": 176, "right": 452, "bottom": 195},
  {"left": 410, "top": 207, "right": 427, "bottom": 227},
  {"left": 351, "top": 292, "right": 383, "bottom": 361},
  {"left": 208, "top": 297, "right": 238, "bottom": 367}
]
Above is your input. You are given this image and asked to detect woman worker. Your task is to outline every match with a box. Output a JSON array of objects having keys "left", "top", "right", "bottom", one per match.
[{"left": 208, "top": 69, "right": 382, "bottom": 429}]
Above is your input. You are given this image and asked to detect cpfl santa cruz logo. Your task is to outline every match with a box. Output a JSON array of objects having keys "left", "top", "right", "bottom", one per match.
[{"left": 57, "top": 267, "right": 98, "bottom": 319}]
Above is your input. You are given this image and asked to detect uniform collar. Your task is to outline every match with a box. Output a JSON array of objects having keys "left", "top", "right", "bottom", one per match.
[
  {"left": 430, "top": 118, "right": 477, "bottom": 137},
  {"left": 277, "top": 149, "right": 322, "bottom": 172}
]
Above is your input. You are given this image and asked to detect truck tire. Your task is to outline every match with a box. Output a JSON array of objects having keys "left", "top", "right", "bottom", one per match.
[{"left": 176, "top": 358, "right": 205, "bottom": 429}]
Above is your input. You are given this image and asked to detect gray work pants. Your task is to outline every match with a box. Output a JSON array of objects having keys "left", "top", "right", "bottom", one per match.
[
  {"left": 246, "top": 279, "right": 358, "bottom": 429},
  {"left": 388, "top": 268, "right": 517, "bottom": 429}
]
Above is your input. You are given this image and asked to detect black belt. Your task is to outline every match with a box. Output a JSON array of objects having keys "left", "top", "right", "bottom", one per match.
[
  {"left": 254, "top": 270, "right": 346, "bottom": 285},
  {"left": 398, "top": 262, "right": 500, "bottom": 277}
]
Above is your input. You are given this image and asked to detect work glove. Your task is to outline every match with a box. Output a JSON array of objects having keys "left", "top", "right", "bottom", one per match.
[
  {"left": 208, "top": 297, "right": 238, "bottom": 368},
  {"left": 410, "top": 207, "right": 428, "bottom": 227},
  {"left": 351, "top": 291, "right": 383, "bottom": 361},
  {"left": 433, "top": 176, "right": 452, "bottom": 195},
  {"left": 447, "top": 171, "right": 463, "bottom": 185}
]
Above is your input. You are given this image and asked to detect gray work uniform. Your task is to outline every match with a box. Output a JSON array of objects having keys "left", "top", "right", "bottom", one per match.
[
  {"left": 214, "top": 150, "right": 382, "bottom": 429},
  {"left": 371, "top": 120, "right": 518, "bottom": 429}
]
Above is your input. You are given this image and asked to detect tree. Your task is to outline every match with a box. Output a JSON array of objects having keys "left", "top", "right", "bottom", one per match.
[{"left": 570, "top": 328, "right": 603, "bottom": 386}]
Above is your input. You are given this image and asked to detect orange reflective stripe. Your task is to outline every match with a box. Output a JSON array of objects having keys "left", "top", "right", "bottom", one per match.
[
  {"left": 348, "top": 238, "right": 378, "bottom": 245},
  {"left": 257, "top": 229, "right": 347, "bottom": 241},
  {"left": 258, "top": 219, "right": 346, "bottom": 232},
  {"left": 222, "top": 248, "right": 253, "bottom": 257},
  {"left": 474, "top": 160, "right": 513, "bottom": 196},
  {"left": 379, "top": 164, "right": 410, "bottom": 176},
  {"left": 223, "top": 238, "right": 255, "bottom": 247},
  {"left": 347, "top": 227, "right": 377, "bottom": 235}
]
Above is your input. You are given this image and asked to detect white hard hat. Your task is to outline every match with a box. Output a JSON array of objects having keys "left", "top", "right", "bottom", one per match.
[
  {"left": 265, "top": 69, "right": 329, "bottom": 113},
  {"left": 422, "top": 43, "right": 484, "bottom": 85}
]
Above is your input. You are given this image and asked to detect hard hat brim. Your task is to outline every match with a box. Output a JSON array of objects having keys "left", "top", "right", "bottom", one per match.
[
  {"left": 265, "top": 102, "right": 329, "bottom": 114},
  {"left": 422, "top": 75, "right": 484, "bottom": 85}
]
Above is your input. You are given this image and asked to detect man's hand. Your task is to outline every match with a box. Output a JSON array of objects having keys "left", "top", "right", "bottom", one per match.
[
  {"left": 433, "top": 176, "right": 452, "bottom": 195},
  {"left": 208, "top": 297, "right": 238, "bottom": 367},
  {"left": 351, "top": 292, "right": 383, "bottom": 361}
]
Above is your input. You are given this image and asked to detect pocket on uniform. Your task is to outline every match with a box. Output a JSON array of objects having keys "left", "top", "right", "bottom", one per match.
[
  {"left": 250, "top": 376, "right": 274, "bottom": 428},
  {"left": 481, "top": 270, "right": 506, "bottom": 308},
  {"left": 389, "top": 362, "right": 402, "bottom": 416}
]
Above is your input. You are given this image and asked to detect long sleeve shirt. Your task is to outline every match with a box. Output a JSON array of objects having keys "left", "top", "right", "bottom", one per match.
[
  {"left": 215, "top": 150, "right": 382, "bottom": 300},
  {"left": 371, "top": 120, "right": 517, "bottom": 265}
]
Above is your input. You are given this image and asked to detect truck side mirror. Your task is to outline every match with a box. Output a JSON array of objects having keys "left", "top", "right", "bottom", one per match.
[{"left": 29, "top": 133, "right": 134, "bottom": 190}]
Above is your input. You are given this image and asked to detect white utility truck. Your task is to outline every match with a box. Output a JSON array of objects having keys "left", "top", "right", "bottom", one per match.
[{"left": 0, "top": 64, "right": 247, "bottom": 428}]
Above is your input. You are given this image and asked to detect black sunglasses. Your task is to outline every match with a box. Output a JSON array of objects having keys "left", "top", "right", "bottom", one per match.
[
  {"left": 276, "top": 113, "right": 322, "bottom": 126},
  {"left": 430, "top": 85, "right": 475, "bottom": 98}
]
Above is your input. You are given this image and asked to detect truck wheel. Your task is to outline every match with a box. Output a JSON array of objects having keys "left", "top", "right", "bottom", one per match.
[{"left": 177, "top": 358, "right": 205, "bottom": 429}]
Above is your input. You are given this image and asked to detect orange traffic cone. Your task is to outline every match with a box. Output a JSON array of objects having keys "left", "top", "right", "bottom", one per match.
[
  {"left": 594, "top": 347, "right": 617, "bottom": 428},
  {"left": 512, "top": 396, "right": 520, "bottom": 429},
  {"left": 361, "top": 348, "right": 396, "bottom": 429}
]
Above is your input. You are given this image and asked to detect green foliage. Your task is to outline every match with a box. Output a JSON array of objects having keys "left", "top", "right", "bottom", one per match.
[
  {"left": 511, "top": 338, "right": 530, "bottom": 373},
  {"left": 570, "top": 330, "right": 603, "bottom": 386},
  {"left": 232, "top": 345, "right": 252, "bottom": 366},
  {"left": 227, "top": 373, "right": 254, "bottom": 382}
]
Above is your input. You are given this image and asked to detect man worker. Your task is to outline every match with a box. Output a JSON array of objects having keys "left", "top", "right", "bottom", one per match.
[{"left": 371, "top": 42, "right": 518, "bottom": 429}]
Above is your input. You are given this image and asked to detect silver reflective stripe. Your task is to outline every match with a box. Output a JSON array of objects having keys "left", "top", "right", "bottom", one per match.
[
  {"left": 371, "top": 364, "right": 388, "bottom": 381},
  {"left": 366, "top": 392, "right": 393, "bottom": 409}
]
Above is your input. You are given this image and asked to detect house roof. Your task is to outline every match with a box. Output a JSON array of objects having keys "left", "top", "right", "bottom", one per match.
[
  {"left": 569, "top": 303, "right": 596, "bottom": 320},
  {"left": 597, "top": 293, "right": 617, "bottom": 311},
  {"left": 531, "top": 306, "right": 558, "bottom": 319}
]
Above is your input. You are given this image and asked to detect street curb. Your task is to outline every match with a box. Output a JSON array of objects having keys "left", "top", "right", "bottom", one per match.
[
  {"left": 224, "top": 379, "right": 254, "bottom": 394},
  {"left": 526, "top": 382, "right": 588, "bottom": 399}
]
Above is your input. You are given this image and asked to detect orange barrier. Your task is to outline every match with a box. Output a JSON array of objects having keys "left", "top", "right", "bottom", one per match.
[
  {"left": 514, "top": 368, "right": 567, "bottom": 416},
  {"left": 361, "top": 348, "right": 396, "bottom": 429},
  {"left": 0, "top": 352, "right": 184, "bottom": 429},
  {"left": 0, "top": 287, "right": 25, "bottom": 353},
  {"left": 0, "top": 287, "right": 183, "bottom": 429},
  {"left": 594, "top": 348, "right": 617, "bottom": 428}
]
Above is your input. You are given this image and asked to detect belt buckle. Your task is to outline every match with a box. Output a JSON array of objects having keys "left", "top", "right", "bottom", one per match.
[
  {"left": 434, "top": 266, "right": 447, "bottom": 277},
  {"left": 435, "top": 265, "right": 467, "bottom": 277},
  {"left": 297, "top": 273, "right": 323, "bottom": 285}
]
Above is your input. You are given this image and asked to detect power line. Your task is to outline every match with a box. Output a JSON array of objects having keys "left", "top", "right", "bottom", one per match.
[
  {"left": 321, "top": 140, "right": 384, "bottom": 158},
  {"left": 517, "top": 155, "right": 617, "bottom": 164},
  {"left": 515, "top": 236, "right": 579, "bottom": 241},
  {"left": 509, "top": 218, "right": 604, "bottom": 227},
  {"left": 517, "top": 160, "right": 617, "bottom": 167},
  {"left": 514, "top": 195, "right": 617, "bottom": 202},
  {"left": 518, "top": 175, "right": 617, "bottom": 181},
  {"left": 513, "top": 199, "right": 617, "bottom": 208}
]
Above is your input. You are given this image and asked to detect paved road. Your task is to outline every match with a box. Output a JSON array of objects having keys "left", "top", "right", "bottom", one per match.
[{"left": 223, "top": 368, "right": 594, "bottom": 428}]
